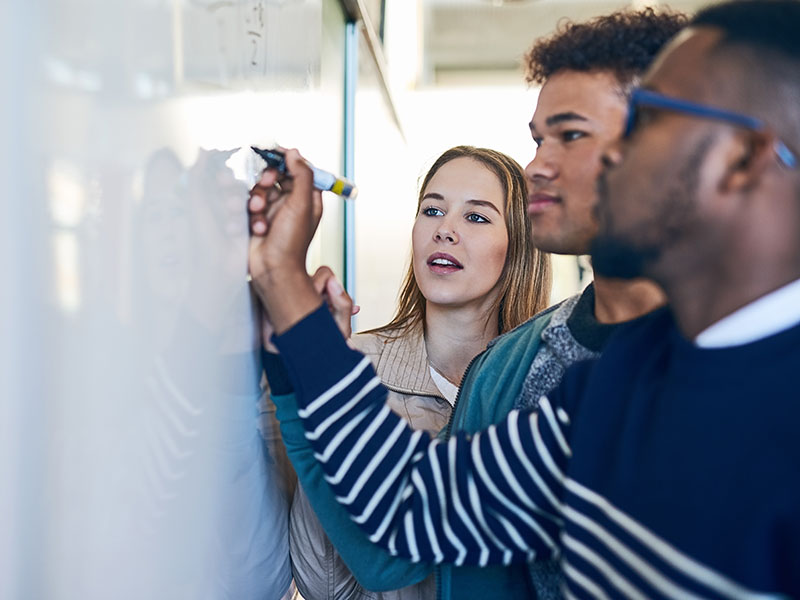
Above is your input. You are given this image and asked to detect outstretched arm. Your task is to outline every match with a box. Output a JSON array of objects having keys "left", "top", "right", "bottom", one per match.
[{"left": 273, "top": 305, "right": 567, "bottom": 567}]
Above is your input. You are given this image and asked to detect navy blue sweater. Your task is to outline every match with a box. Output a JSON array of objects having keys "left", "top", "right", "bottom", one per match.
[{"left": 275, "top": 304, "right": 800, "bottom": 598}]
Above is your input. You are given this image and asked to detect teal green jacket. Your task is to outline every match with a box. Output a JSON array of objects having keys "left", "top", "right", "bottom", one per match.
[
  {"left": 444, "top": 308, "right": 556, "bottom": 437},
  {"left": 434, "top": 309, "right": 558, "bottom": 600},
  {"left": 270, "top": 308, "right": 557, "bottom": 599}
]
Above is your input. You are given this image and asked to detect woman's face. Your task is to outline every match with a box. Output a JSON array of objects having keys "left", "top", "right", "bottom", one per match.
[{"left": 412, "top": 156, "right": 509, "bottom": 314}]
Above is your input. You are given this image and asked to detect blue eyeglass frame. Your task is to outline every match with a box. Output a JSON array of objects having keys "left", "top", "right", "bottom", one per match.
[{"left": 625, "top": 88, "right": 798, "bottom": 169}]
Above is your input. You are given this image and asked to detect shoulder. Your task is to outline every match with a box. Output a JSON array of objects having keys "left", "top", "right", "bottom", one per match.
[
  {"left": 351, "top": 327, "right": 425, "bottom": 363},
  {"left": 553, "top": 306, "right": 674, "bottom": 412},
  {"left": 352, "top": 331, "right": 448, "bottom": 432},
  {"left": 488, "top": 301, "right": 564, "bottom": 350},
  {"left": 351, "top": 327, "right": 436, "bottom": 397},
  {"left": 350, "top": 331, "right": 388, "bottom": 358},
  {"left": 459, "top": 301, "right": 565, "bottom": 394}
]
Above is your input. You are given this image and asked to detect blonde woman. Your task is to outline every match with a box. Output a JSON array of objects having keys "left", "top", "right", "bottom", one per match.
[{"left": 265, "top": 146, "right": 551, "bottom": 599}]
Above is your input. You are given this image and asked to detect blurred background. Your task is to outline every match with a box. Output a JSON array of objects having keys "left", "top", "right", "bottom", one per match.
[
  {"left": 1, "top": 0, "right": 706, "bottom": 598},
  {"left": 352, "top": 0, "right": 706, "bottom": 327}
]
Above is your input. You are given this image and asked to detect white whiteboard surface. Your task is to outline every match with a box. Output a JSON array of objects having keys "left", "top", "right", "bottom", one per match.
[{"left": 2, "top": 1, "right": 344, "bottom": 598}]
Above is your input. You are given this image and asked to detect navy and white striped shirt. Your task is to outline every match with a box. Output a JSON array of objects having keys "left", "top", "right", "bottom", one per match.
[{"left": 275, "top": 305, "right": 800, "bottom": 598}]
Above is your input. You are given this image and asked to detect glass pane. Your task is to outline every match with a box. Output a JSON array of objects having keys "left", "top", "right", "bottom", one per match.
[
  {"left": 352, "top": 28, "right": 414, "bottom": 331},
  {"left": 2, "top": 0, "right": 344, "bottom": 598}
]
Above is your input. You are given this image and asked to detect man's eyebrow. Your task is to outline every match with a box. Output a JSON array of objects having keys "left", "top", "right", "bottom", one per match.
[
  {"left": 545, "top": 111, "right": 589, "bottom": 127},
  {"left": 529, "top": 112, "right": 590, "bottom": 133}
]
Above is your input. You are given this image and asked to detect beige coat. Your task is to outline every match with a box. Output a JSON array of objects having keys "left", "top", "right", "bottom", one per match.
[{"left": 289, "top": 327, "right": 452, "bottom": 600}]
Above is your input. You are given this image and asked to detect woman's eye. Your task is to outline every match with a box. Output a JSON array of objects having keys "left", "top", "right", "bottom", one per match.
[
  {"left": 532, "top": 136, "right": 543, "bottom": 148},
  {"left": 421, "top": 206, "right": 443, "bottom": 217},
  {"left": 562, "top": 130, "right": 587, "bottom": 143},
  {"left": 466, "top": 213, "right": 489, "bottom": 224}
]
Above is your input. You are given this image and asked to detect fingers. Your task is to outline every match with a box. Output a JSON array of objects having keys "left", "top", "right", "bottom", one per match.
[
  {"left": 249, "top": 174, "right": 289, "bottom": 236},
  {"left": 250, "top": 169, "right": 279, "bottom": 209},
  {"left": 248, "top": 150, "right": 309, "bottom": 237},
  {"left": 249, "top": 211, "right": 267, "bottom": 236},
  {"left": 311, "top": 265, "right": 336, "bottom": 296},
  {"left": 311, "top": 266, "right": 354, "bottom": 339},
  {"left": 248, "top": 171, "right": 275, "bottom": 236}
]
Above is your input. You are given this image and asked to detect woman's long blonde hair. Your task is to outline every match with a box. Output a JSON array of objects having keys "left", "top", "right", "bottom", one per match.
[{"left": 370, "top": 146, "right": 552, "bottom": 336}]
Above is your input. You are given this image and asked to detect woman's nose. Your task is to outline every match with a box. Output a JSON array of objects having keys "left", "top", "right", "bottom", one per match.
[{"left": 434, "top": 224, "right": 458, "bottom": 243}]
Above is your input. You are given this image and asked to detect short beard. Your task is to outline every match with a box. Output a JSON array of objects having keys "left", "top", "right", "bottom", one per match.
[
  {"left": 591, "top": 134, "right": 713, "bottom": 280},
  {"left": 591, "top": 230, "right": 658, "bottom": 279}
]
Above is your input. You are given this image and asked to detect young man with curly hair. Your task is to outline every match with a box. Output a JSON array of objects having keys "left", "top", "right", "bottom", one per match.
[{"left": 260, "top": 8, "right": 686, "bottom": 600}]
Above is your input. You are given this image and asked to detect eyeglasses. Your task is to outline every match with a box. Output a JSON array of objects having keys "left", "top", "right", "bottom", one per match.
[{"left": 624, "top": 88, "right": 797, "bottom": 169}]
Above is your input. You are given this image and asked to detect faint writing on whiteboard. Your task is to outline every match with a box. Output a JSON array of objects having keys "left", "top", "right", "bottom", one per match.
[
  {"left": 244, "top": 0, "right": 267, "bottom": 74},
  {"left": 183, "top": 0, "right": 318, "bottom": 88}
]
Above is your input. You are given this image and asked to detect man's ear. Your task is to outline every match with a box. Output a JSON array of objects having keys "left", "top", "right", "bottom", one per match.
[{"left": 720, "top": 129, "right": 776, "bottom": 193}]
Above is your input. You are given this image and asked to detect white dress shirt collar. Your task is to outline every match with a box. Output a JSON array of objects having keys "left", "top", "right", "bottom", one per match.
[{"left": 695, "top": 277, "right": 800, "bottom": 348}]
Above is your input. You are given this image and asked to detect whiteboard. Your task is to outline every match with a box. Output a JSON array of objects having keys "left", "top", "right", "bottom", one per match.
[{"left": 1, "top": 0, "right": 348, "bottom": 598}]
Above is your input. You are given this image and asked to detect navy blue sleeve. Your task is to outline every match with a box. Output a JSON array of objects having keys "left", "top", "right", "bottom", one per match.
[{"left": 274, "top": 306, "right": 568, "bottom": 566}]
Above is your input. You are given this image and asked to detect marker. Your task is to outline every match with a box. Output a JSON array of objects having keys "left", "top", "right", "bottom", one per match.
[{"left": 251, "top": 146, "right": 358, "bottom": 199}]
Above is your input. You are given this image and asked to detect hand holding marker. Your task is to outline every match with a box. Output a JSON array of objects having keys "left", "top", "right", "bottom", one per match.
[{"left": 251, "top": 147, "right": 358, "bottom": 199}]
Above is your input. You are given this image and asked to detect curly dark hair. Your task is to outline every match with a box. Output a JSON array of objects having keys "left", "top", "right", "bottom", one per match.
[{"left": 524, "top": 8, "right": 688, "bottom": 87}]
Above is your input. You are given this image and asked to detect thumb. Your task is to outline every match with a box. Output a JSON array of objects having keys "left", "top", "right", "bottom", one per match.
[
  {"left": 283, "top": 149, "right": 314, "bottom": 213},
  {"left": 310, "top": 266, "right": 353, "bottom": 338},
  {"left": 326, "top": 276, "right": 354, "bottom": 315},
  {"left": 324, "top": 276, "right": 355, "bottom": 339}
]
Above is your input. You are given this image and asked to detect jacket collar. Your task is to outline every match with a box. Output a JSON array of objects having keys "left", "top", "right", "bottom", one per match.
[{"left": 368, "top": 327, "right": 442, "bottom": 397}]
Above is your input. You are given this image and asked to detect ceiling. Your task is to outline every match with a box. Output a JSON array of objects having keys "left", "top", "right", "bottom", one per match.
[{"left": 420, "top": 0, "right": 708, "bottom": 85}]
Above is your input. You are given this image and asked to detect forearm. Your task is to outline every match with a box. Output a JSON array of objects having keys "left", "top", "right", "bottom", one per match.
[
  {"left": 251, "top": 267, "right": 322, "bottom": 335},
  {"left": 273, "top": 389, "right": 432, "bottom": 590},
  {"left": 274, "top": 305, "right": 565, "bottom": 566}
]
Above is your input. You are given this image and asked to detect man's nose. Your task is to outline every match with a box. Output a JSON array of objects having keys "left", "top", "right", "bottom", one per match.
[
  {"left": 602, "top": 138, "right": 624, "bottom": 170},
  {"left": 525, "top": 145, "right": 558, "bottom": 184}
]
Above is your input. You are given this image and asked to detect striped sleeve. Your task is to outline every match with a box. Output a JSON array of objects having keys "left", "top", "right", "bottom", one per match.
[{"left": 275, "top": 305, "right": 569, "bottom": 566}]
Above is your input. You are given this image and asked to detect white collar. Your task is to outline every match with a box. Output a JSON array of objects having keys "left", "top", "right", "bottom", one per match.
[
  {"left": 695, "top": 278, "right": 800, "bottom": 348},
  {"left": 428, "top": 365, "right": 459, "bottom": 406}
]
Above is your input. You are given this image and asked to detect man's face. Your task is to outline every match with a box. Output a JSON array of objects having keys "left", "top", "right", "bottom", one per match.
[
  {"left": 592, "top": 28, "right": 725, "bottom": 280},
  {"left": 525, "top": 69, "right": 628, "bottom": 255}
]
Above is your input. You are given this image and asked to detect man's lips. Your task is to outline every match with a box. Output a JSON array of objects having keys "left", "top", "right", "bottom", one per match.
[
  {"left": 427, "top": 252, "right": 463, "bottom": 273},
  {"left": 528, "top": 193, "right": 560, "bottom": 214}
]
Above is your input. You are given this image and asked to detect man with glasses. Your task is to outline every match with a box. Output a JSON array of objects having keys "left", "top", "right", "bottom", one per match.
[{"left": 249, "top": 0, "right": 800, "bottom": 596}]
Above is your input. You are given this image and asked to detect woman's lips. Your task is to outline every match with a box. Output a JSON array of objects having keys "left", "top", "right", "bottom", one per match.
[
  {"left": 528, "top": 193, "right": 560, "bottom": 214},
  {"left": 427, "top": 252, "right": 463, "bottom": 274}
]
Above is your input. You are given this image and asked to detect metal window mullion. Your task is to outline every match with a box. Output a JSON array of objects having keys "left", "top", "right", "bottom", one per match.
[{"left": 344, "top": 20, "right": 357, "bottom": 303}]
